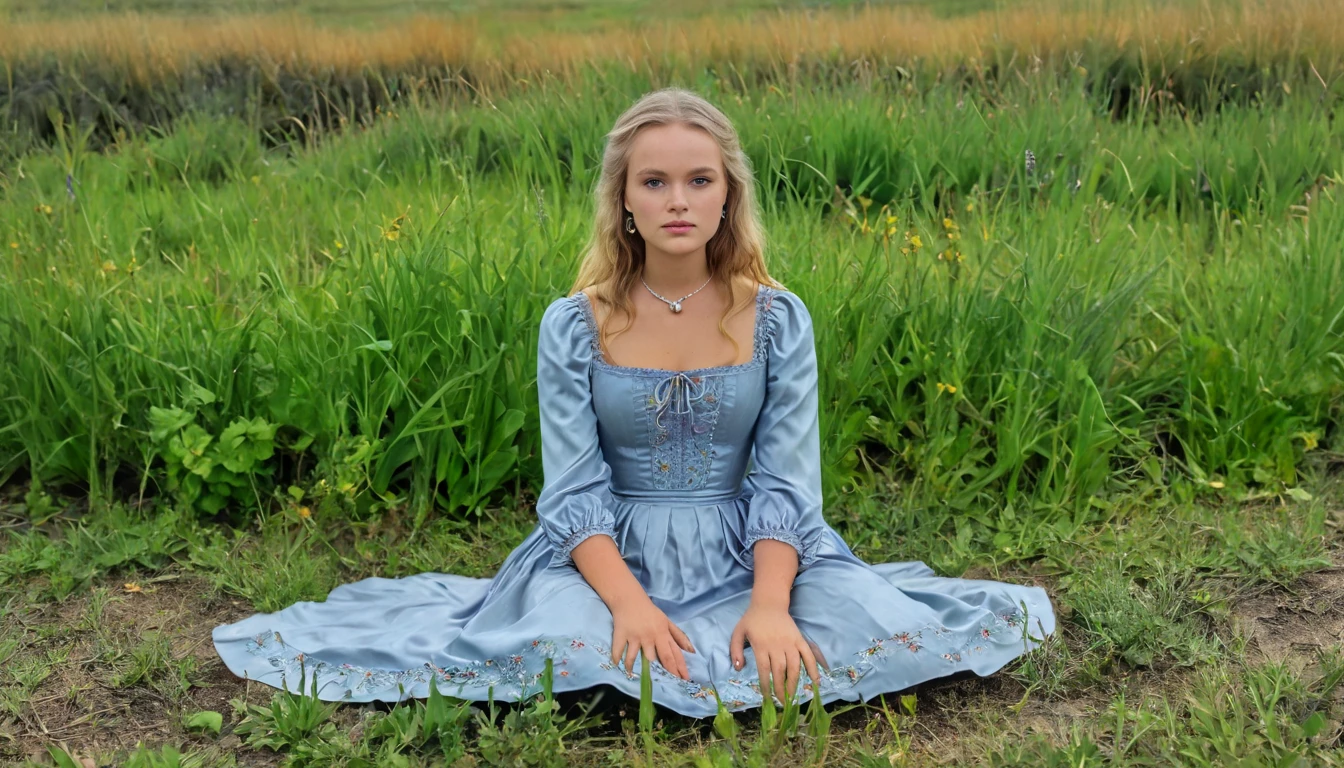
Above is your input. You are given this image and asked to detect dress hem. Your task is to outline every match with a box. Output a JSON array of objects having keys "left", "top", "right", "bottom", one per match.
[{"left": 211, "top": 596, "right": 1055, "bottom": 719}]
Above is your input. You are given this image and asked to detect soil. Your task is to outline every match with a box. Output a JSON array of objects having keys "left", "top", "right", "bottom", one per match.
[
  {"left": 1230, "top": 554, "right": 1344, "bottom": 672},
  {"left": 3, "top": 570, "right": 307, "bottom": 766}
]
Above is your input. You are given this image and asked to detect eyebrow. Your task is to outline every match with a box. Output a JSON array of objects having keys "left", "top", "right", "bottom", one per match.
[{"left": 633, "top": 166, "right": 719, "bottom": 177}]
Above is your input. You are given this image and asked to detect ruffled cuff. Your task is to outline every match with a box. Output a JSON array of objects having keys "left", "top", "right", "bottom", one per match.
[
  {"left": 550, "top": 522, "right": 618, "bottom": 568},
  {"left": 742, "top": 526, "right": 820, "bottom": 571}
]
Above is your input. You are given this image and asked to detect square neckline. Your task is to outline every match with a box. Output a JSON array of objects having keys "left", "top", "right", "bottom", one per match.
[{"left": 574, "top": 283, "right": 770, "bottom": 378}]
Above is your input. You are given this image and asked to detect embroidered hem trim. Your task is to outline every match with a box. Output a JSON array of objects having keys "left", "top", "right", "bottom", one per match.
[{"left": 232, "top": 605, "right": 1043, "bottom": 709}]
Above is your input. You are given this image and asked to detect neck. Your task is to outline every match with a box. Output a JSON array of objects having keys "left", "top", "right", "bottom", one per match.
[{"left": 641, "top": 247, "right": 711, "bottom": 296}]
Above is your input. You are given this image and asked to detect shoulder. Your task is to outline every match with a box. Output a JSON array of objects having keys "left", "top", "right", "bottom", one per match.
[
  {"left": 541, "top": 293, "right": 584, "bottom": 327},
  {"left": 538, "top": 293, "right": 597, "bottom": 358},
  {"left": 759, "top": 286, "right": 814, "bottom": 342}
]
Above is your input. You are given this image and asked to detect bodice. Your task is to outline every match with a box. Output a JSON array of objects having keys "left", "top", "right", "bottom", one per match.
[{"left": 572, "top": 286, "right": 775, "bottom": 502}]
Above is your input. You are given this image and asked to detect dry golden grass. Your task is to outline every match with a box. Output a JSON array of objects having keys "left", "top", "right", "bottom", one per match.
[{"left": 1, "top": 0, "right": 1341, "bottom": 90}]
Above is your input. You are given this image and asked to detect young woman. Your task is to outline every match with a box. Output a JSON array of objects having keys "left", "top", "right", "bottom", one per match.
[{"left": 213, "top": 88, "right": 1056, "bottom": 717}]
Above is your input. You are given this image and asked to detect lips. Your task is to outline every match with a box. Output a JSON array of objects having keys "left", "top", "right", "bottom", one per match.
[{"left": 663, "top": 221, "right": 693, "bottom": 228}]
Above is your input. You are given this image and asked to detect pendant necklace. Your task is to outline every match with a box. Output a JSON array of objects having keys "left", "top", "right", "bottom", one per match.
[{"left": 641, "top": 274, "right": 712, "bottom": 314}]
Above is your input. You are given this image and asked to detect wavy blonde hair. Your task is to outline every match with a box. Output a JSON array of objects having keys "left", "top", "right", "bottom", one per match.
[{"left": 569, "top": 87, "right": 782, "bottom": 362}]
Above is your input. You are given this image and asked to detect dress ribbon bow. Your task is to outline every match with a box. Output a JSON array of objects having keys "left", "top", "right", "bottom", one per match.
[{"left": 652, "top": 372, "right": 709, "bottom": 430}]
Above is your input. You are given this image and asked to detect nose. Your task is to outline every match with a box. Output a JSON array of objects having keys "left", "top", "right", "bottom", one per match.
[{"left": 668, "top": 186, "right": 689, "bottom": 212}]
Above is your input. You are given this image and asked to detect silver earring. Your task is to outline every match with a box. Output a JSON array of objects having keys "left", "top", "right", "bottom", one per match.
[
  {"left": 625, "top": 214, "right": 636, "bottom": 234},
  {"left": 722, "top": 207, "right": 727, "bottom": 219}
]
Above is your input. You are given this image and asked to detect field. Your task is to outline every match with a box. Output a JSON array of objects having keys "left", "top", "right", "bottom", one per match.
[{"left": 2, "top": 0, "right": 1343, "bottom": 765}]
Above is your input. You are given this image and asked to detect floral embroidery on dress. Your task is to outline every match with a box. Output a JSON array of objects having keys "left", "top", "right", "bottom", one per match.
[
  {"left": 239, "top": 605, "right": 1036, "bottom": 708},
  {"left": 643, "top": 373, "right": 725, "bottom": 490}
]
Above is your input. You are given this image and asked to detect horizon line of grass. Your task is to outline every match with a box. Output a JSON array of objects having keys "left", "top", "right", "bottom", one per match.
[{"left": 3, "top": 0, "right": 1342, "bottom": 94}]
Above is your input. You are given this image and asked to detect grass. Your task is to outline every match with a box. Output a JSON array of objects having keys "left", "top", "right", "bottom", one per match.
[{"left": 3, "top": 75, "right": 1340, "bottom": 527}]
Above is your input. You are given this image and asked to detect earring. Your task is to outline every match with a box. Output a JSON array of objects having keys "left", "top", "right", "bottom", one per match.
[
  {"left": 625, "top": 214, "right": 636, "bottom": 234},
  {"left": 722, "top": 206, "right": 727, "bottom": 219}
]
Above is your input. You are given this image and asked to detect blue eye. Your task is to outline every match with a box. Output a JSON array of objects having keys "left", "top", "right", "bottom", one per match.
[{"left": 644, "top": 178, "right": 711, "bottom": 188}]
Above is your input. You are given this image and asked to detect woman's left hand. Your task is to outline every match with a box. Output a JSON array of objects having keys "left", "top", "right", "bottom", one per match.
[{"left": 729, "top": 601, "right": 824, "bottom": 705}]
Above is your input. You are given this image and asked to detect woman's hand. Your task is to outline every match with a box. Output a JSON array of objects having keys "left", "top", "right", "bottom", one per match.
[
  {"left": 609, "top": 595, "right": 696, "bottom": 681},
  {"left": 729, "top": 601, "right": 824, "bottom": 705}
]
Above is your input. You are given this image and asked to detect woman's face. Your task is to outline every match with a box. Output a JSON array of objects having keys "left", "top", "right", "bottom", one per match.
[{"left": 623, "top": 122, "right": 729, "bottom": 261}]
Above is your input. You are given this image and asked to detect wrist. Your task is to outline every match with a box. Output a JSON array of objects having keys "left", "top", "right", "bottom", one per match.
[
  {"left": 748, "top": 590, "right": 790, "bottom": 611},
  {"left": 605, "top": 586, "right": 650, "bottom": 613}
]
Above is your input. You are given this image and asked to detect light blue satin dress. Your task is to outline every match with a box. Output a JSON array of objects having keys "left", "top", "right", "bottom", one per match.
[{"left": 212, "top": 285, "right": 1057, "bottom": 717}]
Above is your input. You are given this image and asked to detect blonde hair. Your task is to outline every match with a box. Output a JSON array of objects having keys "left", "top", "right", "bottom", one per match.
[{"left": 569, "top": 87, "right": 782, "bottom": 361}]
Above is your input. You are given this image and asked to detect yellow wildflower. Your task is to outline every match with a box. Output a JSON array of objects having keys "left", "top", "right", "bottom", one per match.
[
  {"left": 965, "top": 201, "right": 975, "bottom": 212},
  {"left": 1297, "top": 431, "right": 1319, "bottom": 451},
  {"left": 101, "top": 260, "right": 117, "bottom": 273},
  {"left": 936, "top": 382, "right": 958, "bottom": 394},
  {"left": 298, "top": 506, "right": 312, "bottom": 519},
  {"left": 886, "top": 216, "right": 897, "bottom": 224},
  {"left": 381, "top": 209, "right": 410, "bottom": 241},
  {"left": 942, "top": 218, "right": 957, "bottom": 230},
  {"left": 124, "top": 582, "right": 142, "bottom": 593},
  {"left": 910, "top": 234, "right": 923, "bottom": 250}
]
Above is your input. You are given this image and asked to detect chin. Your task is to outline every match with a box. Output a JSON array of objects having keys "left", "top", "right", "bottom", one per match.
[{"left": 661, "top": 238, "right": 710, "bottom": 254}]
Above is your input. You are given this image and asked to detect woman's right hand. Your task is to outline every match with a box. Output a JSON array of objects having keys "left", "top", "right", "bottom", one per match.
[{"left": 609, "top": 595, "right": 696, "bottom": 681}]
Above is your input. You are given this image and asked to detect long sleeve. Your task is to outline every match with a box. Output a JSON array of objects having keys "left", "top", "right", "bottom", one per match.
[
  {"left": 741, "top": 290, "right": 828, "bottom": 571},
  {"left": 534, "top": 296, "right": 618, "bottom": 568}
]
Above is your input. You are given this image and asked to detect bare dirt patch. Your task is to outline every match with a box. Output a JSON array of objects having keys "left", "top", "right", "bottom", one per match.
[
  {"left": 2, "top": 569, "right": 293, "bottom": 765},
  {"left": 1231, "top": 554, "right": 1344, "bottom": 672}
]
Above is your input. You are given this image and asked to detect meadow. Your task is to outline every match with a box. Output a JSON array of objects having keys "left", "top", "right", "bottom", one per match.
[{"left": 1, "top": 0, "right": 1343, "bottom": 765}]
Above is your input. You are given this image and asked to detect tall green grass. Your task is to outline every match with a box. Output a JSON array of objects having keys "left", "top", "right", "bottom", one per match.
[{"left": 1, "top": 74, "right": 1340, "bottom": 543}]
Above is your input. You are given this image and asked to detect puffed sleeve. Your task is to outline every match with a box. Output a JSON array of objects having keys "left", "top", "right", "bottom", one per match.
[
  {"left": 741, "top": 290, "right": 828, "bottom": 571},
  {"left": 534, "top": 296, "right": 619, "bottom": 569}
]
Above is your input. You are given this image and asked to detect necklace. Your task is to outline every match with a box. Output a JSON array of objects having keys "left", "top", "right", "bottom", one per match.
[{"left": 641, "top": 274, "right": 712, "bottom": 314}]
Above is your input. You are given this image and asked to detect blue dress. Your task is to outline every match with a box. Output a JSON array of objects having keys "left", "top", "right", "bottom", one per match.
[{"left": 212, "top": 285, "right": 1057, "bottom": 717}]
